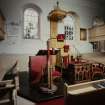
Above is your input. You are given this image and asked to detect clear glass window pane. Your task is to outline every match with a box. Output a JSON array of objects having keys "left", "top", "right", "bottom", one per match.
[
  {"left": 24, "top": 8, "right": 39, "bottom": 39},
  {"left": 64, "top": 14, "right": 75, "bottom": 40}
]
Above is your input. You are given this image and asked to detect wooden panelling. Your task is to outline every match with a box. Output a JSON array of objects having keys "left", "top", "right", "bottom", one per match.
[
  {"left": 95, "top": 25, "right": 105, "bottom": 36},
  {"left": 88, "top": 28, "right": 96, "bottom": 40},
  {"left": 0, "top": 10, "right": 5, "bottom": 40},
  {"left": 50, "top": 21, "right": 58, "bottom": 39},
  {"left": 89, "top": 25, "right": 105, "bottom": 41}
]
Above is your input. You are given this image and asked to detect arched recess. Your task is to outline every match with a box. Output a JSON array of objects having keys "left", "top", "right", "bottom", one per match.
[
  {"left": 63, "top": 11, "right": 80, "bottom": 42},
  {"left": 22, "top": 3, "right": 42, "bottom": 39},
  {"left": 23, "top": 3, "right": 42, "bottom": 14},
  {"left": 63, "top": 11, "right": 80, "bottom": 56}
]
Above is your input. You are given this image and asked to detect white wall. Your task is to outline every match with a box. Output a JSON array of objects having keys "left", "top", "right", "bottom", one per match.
[{"left": 0, "top": 0, "right": 103, "bottom": 54}]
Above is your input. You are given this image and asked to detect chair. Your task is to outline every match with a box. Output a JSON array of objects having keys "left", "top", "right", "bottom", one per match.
[
  {"left": 83, "top": 63, "right": 91, "bottom": 80},
  {"left": 29, "top": 56, "right": 62, "bottom": 86},
  {"left": 75, "top": 63, "right": 92, "bottom": 82},
  {"left": 29, "top": 56, "right": 47, "bottom": 85},
  {"left": 92, "top": 63, "right": 104, "bottom": 80},
  {"left": 0, "top": 61, "right": 19, "bottom": 105},
  {"left": 0, "top": 80, "right": 15, "bottom": 105},
  {"left": 75, "top": 64, "right": 84, "bottom": 81}
]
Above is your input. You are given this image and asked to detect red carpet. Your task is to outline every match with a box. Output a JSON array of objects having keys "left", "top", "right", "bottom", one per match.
[{"left": 38, "top": 97, "right": 64, "bottom": 105}]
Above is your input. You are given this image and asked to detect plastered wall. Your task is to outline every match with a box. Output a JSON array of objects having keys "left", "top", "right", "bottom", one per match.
[{"left": 0, "top": 0, "right": 103, "bottom": 54}]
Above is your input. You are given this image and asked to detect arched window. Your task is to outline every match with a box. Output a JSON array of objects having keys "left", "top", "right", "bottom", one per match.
[
  {"left": 64, "top": 13, "right": 75, "bottom": 40},
  {"left": 23, "top": 6, "right": 41, "bottom": 39}
]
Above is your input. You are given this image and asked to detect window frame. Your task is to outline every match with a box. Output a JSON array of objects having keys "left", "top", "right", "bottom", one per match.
[
  {"left": 23, "top": 4, "right": 42, "bottom": 39},
  {"left": 63, "top": 13, "right": 76, "bottom": 40}
]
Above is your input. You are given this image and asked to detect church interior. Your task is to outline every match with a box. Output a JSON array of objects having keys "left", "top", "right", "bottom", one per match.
[{"left": 0, "top": 0, "right": 105, "bottom": 105}]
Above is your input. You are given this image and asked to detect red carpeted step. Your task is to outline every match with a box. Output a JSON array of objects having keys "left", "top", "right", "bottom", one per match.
[{"left": 38, "top": 97, "right": 64, "bottom": 105}]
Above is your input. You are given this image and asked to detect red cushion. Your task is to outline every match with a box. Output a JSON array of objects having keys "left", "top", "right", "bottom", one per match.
[
  {"left": 30, "top": 56, "right": 47, "bottom": 72},
  {"left": 52, "top": 70, "right": 62, "bottom": 77},
  {"left": 29, "top": 56, "right": 47, "bottom": 84}
]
